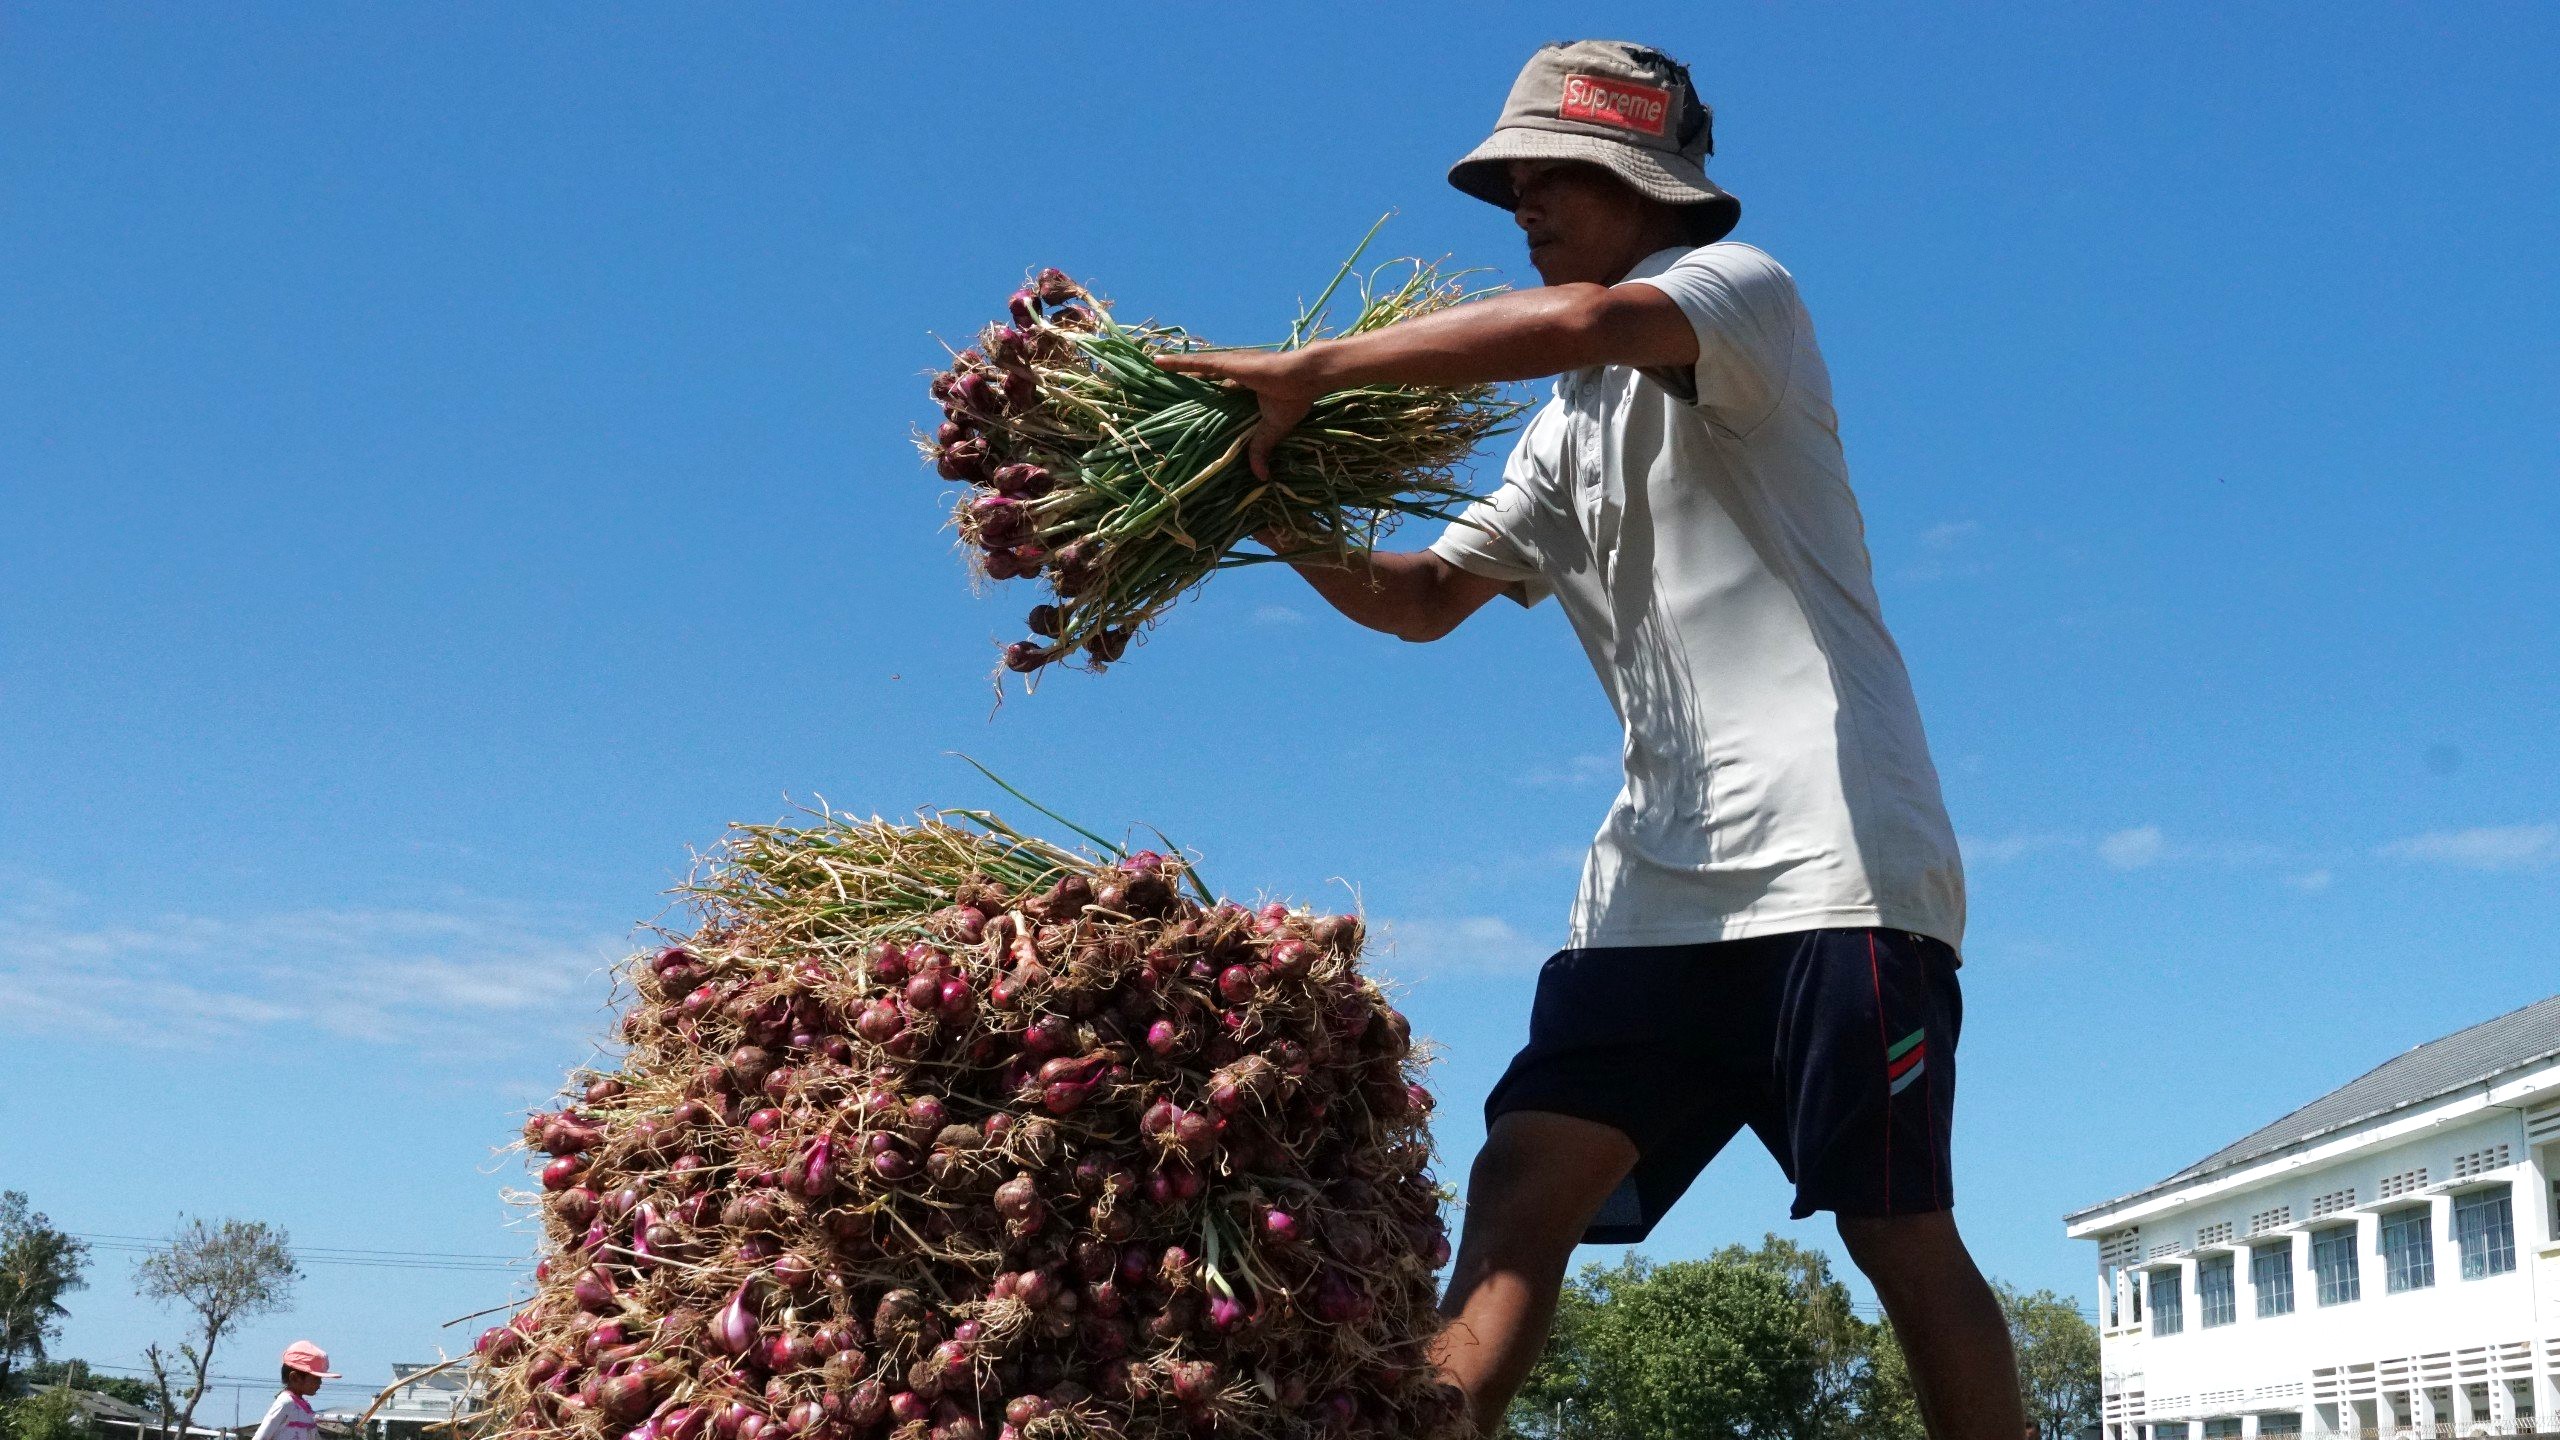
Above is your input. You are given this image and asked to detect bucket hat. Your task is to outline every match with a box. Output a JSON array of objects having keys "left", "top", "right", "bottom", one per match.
[{"left": 1448, "top": 40, "right": 1739, "bottom": 243}]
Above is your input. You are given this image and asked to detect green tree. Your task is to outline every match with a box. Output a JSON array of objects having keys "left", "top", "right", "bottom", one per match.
[
  {"left": 134, "top": 1218, "right": 300, "bottom": 1440},
  {"left": 15, "top": 1362, "right": 151, "bottom": 1409},
  {"left": 0, "top": 1194, "right": 92, "bottom": 1397},
  {"left": 1999, "top": 1285, "right": 2099, "bottom": 1440},
  {"left": 0, "top": 1385, "right": 89, "bottom": 1440},
  {"left": 1509, "top": 1238, "right": 1881, "bottom": 1440},
  {"left": 1718, "top": 1236, "right": 1867, "bottom": 1440},
  {"left": 1859, "top": 1319, "right": 1926, "bottom": 1440}
]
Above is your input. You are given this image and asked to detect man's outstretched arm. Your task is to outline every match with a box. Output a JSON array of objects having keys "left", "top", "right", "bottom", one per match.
[
  {"left": 1262, "top": 538, "right": 1514, "bottom": 643},
  {"left": 1156, "top": 282, "right": 1698, "bottom": 480}
]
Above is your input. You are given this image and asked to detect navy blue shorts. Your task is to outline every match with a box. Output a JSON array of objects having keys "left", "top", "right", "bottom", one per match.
[{"left": 1483, "top": 927, "right": 1963, "bottom": 1242}]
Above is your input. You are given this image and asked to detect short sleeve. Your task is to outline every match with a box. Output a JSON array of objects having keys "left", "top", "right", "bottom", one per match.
[
  {"left": 1620, "top": 245, "right": 1800, "bottom": 433},
  {"left": 1427, "top": 399, "right": 1563, "bottom": 607}
]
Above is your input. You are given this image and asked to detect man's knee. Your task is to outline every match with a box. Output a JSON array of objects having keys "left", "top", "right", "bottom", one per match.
[
  {"left": 1836, "top": 1210, "right": 1971, "bottom": 1288},
  {"left": 1458, "top": 1112, "right": 1637, "bottom": 1265}
]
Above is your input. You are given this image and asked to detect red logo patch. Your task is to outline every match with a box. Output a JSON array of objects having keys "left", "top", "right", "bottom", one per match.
[{"left": 1559, "top": 74, "right": 1670, "bottom": 136}]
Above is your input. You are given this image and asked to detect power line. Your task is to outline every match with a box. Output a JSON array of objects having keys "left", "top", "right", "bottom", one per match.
[{"left": 74, "top": 1234, "right": 525, "bottom": 1275}]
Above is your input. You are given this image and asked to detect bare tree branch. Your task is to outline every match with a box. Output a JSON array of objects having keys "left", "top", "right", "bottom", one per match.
[{"left": 134, "top": 1218, "right": 302, "bottom": 1440}]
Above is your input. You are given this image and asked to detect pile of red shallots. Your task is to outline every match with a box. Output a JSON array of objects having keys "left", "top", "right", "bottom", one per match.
[{"left": 471, "top": 811, "right": 1459, "bottom": 1440}]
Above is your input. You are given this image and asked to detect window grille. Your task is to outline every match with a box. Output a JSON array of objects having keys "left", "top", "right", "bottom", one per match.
[
  {"left": 2380, "top": 1208, "right": 2435, "bottom": 1292},
  {"left": 2453, "top": 1186, "right": 2515, "bottom": 1279},
  {"left": 2197, "top": 1221, "right": 2234, "bottom": 1247},
  {"left": 2311, "top": 1187, "right": 2356, "bottom": 1219},
  {"left": 2247, "top": 1205, "right": 2291, "bottom": 1237},
  {"left": 2451, "top": 1144, "right": 2509, "bottom": 1180},
  {"left": 2251, "top": 1243, "right": 2295, "bottom": 1317},
  {"left": 2311, "top": 1225, "right": 2360, "bottom": 1305},
  {"left": 2379, "top": 1167, "right": 2430, "bottom": 1200},
  {"left": 2199, "top": 1253, "right": 2236, "bottom": 1327},
  {"left": 2150, "top": 1269, "right": 2185, "bottom": 1335}
]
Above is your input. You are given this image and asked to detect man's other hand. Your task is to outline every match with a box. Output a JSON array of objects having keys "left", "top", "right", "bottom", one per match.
[{"left": 1151, "top": 348, "right": 1321, "bottom": 481}]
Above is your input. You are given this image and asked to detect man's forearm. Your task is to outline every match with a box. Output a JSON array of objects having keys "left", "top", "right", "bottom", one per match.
[
  {"left": 1289, "top": 279, "right": 1700, "bottom": 394},
  {"left": 1291, "top": 285, "right": 1622, "bottom": 392},
  {"left": 1276, "top": 548, "right": 1469, "bottom": 643}
]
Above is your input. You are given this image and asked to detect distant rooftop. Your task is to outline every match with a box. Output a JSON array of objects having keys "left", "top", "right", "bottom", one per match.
[{"left": 2068, "top": 993, "right": 2560, "bottom": 1224}]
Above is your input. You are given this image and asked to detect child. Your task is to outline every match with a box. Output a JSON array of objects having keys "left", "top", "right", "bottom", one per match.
[{"left": 250, "top": 1342, "right": 337, "bottom": 1440}]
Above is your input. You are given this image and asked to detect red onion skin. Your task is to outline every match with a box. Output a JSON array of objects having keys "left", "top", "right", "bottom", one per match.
[
  {"left": 541, "top": 1156, "right": 587, "bottom": 1191},
  {"left": 713, "top": 1284, "right": 761, "bottom": 1356},
  {"left": 573, "top": 1271, "right": 617, "bottom": 1313}
]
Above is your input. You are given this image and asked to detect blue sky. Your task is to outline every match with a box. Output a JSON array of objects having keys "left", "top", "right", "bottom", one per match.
[{"left": 5, "top": 0, "right": 2556, "bottom": 1410}]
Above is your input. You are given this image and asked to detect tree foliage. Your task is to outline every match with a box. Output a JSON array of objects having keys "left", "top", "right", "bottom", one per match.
[
  {"left": 1503, "top": 1240, "right": 2098, "bottom": 1440},
  {"left": 0, "top": 1194, "right": 91, "bottom": 1398},
  {"left": 0, "top": 1386, "right": 89, "bottom": 1440},
  {"left": 134, "top": 1219, "right": 300, "bottom": 1440},
  {"left": 1998, "top": 1285, "right": 2100, "bottom": 1440},
  {"left": 15, "top": 1362, "right": 152, "bottom": 1409},
  {"left": 1509, "top": 1237, "right": 1879, "bottom": 1440}
]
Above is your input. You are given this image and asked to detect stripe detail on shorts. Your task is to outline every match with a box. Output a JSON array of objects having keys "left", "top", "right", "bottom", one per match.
[{"left": 1887, "top": 1028, "right": 1929, "bottom": 1095}]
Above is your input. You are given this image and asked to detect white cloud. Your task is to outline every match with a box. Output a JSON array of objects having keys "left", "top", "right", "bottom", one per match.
[
  {"left": 1900, "top": 521, "right": 1990, "bottom": 582},
  {"left": 1250, "top": 604, "right": 1305, "bottom": 626},
  {"left": 2098, "top": 826, "right": 2166, "bottom": 869},
  {"left": 1520, "top": 754, "right": 1617, "bottom": 789},
  {"left": 1374, "top": 915, "right": 1550, "bottom": 978},
  {"left": 2379, "top": 824, "right": 2557, "bottom": 871},
  {"left": 0, "top": 882, "right": 625, "bottom": 1054},
  {"left": 2283, "top": 869, "right": 2335, "bottom": 892},
  {"left": 1961, "top": 832, "right": 2074, "bottom": 865}
]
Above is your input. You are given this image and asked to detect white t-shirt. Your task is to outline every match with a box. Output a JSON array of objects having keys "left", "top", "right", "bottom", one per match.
[
  {"left": 252, "top": 1392, "right": 318, "bottom": 1440},
  {"left": 1429, "top": 242, "right": 1966, "bottom": 952}
]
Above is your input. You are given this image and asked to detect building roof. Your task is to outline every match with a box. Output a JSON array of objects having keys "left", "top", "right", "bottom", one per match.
[{"left": 2068, "top": 993, "right": 2560, "bottom": 1225}]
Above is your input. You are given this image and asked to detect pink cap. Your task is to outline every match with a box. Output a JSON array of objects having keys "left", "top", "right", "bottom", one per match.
[{"left": 280, "top": 1342, "right": 341, "bottom": 1380}]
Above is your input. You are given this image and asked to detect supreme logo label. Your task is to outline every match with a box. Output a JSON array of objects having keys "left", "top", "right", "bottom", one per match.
[{"left": 1559, "top": 74, "right": 1670, "bottom": 136}]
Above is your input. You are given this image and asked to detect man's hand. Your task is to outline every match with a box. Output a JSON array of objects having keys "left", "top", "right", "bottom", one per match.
[{"left": 1151, "top": 348, "right": 1322, "bottom": 482}]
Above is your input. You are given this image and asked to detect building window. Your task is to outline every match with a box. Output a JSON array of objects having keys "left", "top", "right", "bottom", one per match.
[
  {"left": 2204, "top": 1421, "right": 2242, "bottom": 1440},
  {"left": 2312, "top": 1225, "right": 2360, "bottom": 1305},
  {"left": 2251, "top": 1242, "right": 2294, "bottom": 1317},
  {"left": 2453, "top": 1186, "right": 2516, "bottom": 1279},
  {"left": 2380, "top": 1208, "right": 2435, "bottom": 1292},
  {"left": 2198, "top": 1253, "right": 2236, "bottom": 1327},
  {"left": 2154, "top": 1424, "right": 2190, "bottom": 1440},
  {"left": 2258, "top": 1415, "right": 2302, "bottom": 1439},
  {"left": 2150, "top": 1268, "right": 2184, "bottom": 1335}
]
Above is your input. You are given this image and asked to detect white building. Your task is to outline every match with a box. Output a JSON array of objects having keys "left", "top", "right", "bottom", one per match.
[
  {"left": 352, "top": 1364, "right": 477, "bottom": 1440},
  {"left": 2065, "top": 995, "right": 2560, "bottom": 1440}
]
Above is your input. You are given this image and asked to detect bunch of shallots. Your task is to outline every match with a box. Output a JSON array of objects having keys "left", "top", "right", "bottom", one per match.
[
  {"left": 920, "top": 223, "right": 1522, "bottom": 689},
  {"left": 471, "top": 809, "right": 1459, "bottom": 1440}
]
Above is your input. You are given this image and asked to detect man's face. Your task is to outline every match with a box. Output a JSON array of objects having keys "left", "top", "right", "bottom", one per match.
[{"left": 1508, "top": 159, "right": 1669, "bottom": 286}]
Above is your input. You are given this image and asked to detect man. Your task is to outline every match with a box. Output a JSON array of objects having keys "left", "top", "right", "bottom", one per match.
[{"left": 1159, "top": 40, "right": 2026, "bottom": 1440}]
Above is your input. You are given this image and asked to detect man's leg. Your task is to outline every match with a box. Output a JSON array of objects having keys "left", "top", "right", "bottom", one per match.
[
  {"left": 1432, "top": 1110, "right": 1639, "bottom": 1436},
  {"left": 1837, "top": 1211, "right": 2025, "bottom": 1440}
]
